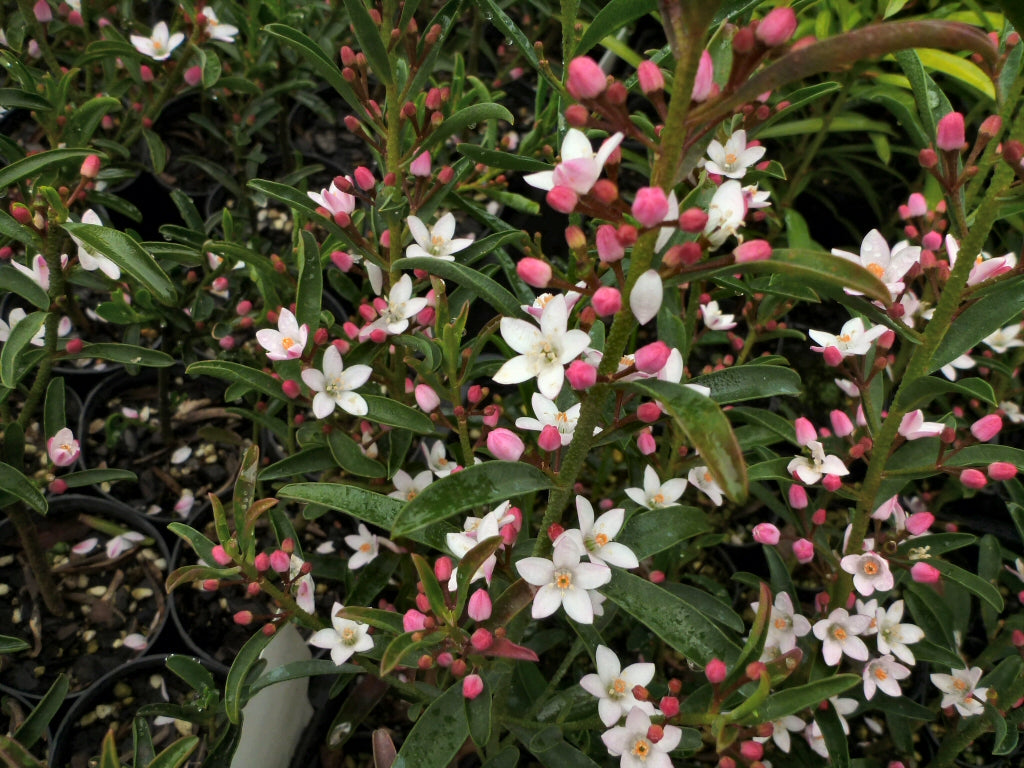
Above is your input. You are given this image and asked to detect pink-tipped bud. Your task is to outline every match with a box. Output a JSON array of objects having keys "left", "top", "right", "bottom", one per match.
[
  {"left": 331, "top": 250, "right": 354, "bottom": 271},
  {"left": 822, "top": 474, "right": 842, "bottom": 492},
  {"left": 184, "top": 66, "right": 203, "bottom": 87},
  {"left": 971, "top": 414, "right": 1002, "bottom": 442},
  {"left": 282, "top": 379, "right": 301, "bottom": 399},
  {"left": 538, "top": 425, "right": 562, "bottom": 452},
  {"left": 434, "top": 556, "right": 453, "bottom": 583},
  {"left": 960, "top": 468, "right": 987, "bottom": 489},
  {"left": 596, "top": 224, "right": 626, "bottom": 262},
  {"left": 482, "top": 405, "right": 500, "bottom": 427},
  {"left": 415, "top": 593, "right": 431, "bottom": 613},
  {"left": 80, "top": 154, "right": 101, "bottom": 179},
  {"left": 353, "top": 166, "right": 375, "bottom": 190},
  {"left": 462, "top": 674, "right": 484, "bottom": 700},
  {"left": 486, "top": 428, "right": 524, "bottom": 461},
  {"left": 140, "top": 64, "right": 154, "bottom": 83},
  {"left": 592, "top": 286, "right": 622, "bottom": 317},
  {"left": 740, "top": 740, "right": 765, "bottom": 761},
  {"left": 68, "top": 9, "right": 83, "bottom": 26},
  {"left": 794, "top": 417, "right": 817, "bottom": 446},
  {"left": 830, "top": 409, "right": 854, "bottom": 437},
  {"left": 634, "top": 341, "right": 670, "bottom": 374},
  {"left": 752, "top": 523, "right": 780, "bottom": 545},
  {"left": 755, "top": 7, "right": 797, "bottom": 46},
  {"left": 234, "top": 610, "right": 253, "bottom": 625},
  {"left": 734, "top": 239, "right": 772, "bottom": 263},
  {"left": 410, "top": 151, "right": 432, "bottom": 177},
  {"left": 911, "top": 562, "right": 941, "bottom": 583},
  {"left": 637, "top": 430, "right": 656, "bottom": 455},
  {"left": 919, "top": 148, "right": 938, "bottom": 169},
  {"left": 905, "top": 511, "right": 934, "bottom": 535},
  {"left": 467, "top": 589, "right": 492, "bottom": 621},
  {"left": 637, "top": 61, "right": 665, "bottom": 94},
  {"left": 567, "top": 56, "right": 607, "bottom": 100},
  {"left": 470, "top": 627, "right": 494, "bottom": 650},
  {"left": 254, "top": 552, "right": 270, "bottom": 572},
  {"left": 788, "top": 484, "right": 808, "bottom": 509},
  {"left": 547, "top": 186, "right": 578, "bottom": 214},
  {"left": 907, "top": 193, "right": 928, "bottom": 217},
  {"left": 659, "top": 695, "right": 680, "bottom": 717},
  {"left": 516, "top": 257, "right": 552, "bottom": 288},
  {"left": 823, "top": 346, "right": 844, "bottom": 367},
  {"left": 705, "top": 658, "right": 727, "bottom": 684},
  {"left": 936, "top": 112, "right": 966, "bottom": 152},
  {"left": 631, "top": 187, "right": 669, "bottom": 229},
  {"left": 988, "top": 461, "right": 1018, "bottom": 481},
  {"left": 812, "top": 508, "right": 827, "bottom": 525},
  {"left": 415, "top": 384, "right": 440, "bottom": 413},
  {"left": 269, "top": 549, "right": 291, "bottom": 573},
  {"left": 211, "top": 545, "right": 232, "bottom": 566},
  {"left": 692, "top": 50, "right": 714, "bottom": 102},
  {"left": 403, "top": 609, "right": 428, "bottom": 632},
  {"left": 637, "top": 402, "right": 661, "bottom": 423},
  {"left": 566, "top": 360, "right": 597, "bottom": 390},
  {"left": 793, "top": 538, "right": 814, "bottom": 563},
  {"left": 202, "top": 579, "right": 219, "bottom": 592},
  {"left": 48, "top": 478, "right": 68, "bottom": 494},
  {"left": 33, "top": 0, "right": 52, "bottom": 22}
]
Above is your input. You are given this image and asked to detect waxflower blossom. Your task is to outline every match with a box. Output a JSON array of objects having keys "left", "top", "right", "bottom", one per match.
[
  {"left": 301, "top": 345, "right": 372, "bottom": 418},
  {"left": 307, "top": 180, "right": 356, "bottom": 218},
  {"left": 73, "top": 209, "right": 120, "bottom": 279},
  {"left": 515, "top": 393, "right": 581, "bottom": 446},
  {"left": 982, "top": 323, "right": 1024, "bottom": 355},
  {"left": 106, "top": 530, "right": 145, "bottom": 559},
  {"left": 754, "top": 715, "right": 805, "bottom": 753},
  {"left": 688, "top": 466, "right": 724, "bottom": 506},
  {"left": 579, "top": 645, "right": 656, "bottom": 727},
  {"left": 754, "top": 591, "right": 811, "bottom": 655},
  {"left": 309, "top": 602, "right": 374, "bottom": 665},
  {"left": 832, "top": 229, "right": 919, "bottom": 300},
  {"left": 523, "top": 129, "right": 624, "bottom": 195},
  {"left": 289, "top": 555, "right": 315, "bottom": 614},
  {"left": 931, "top": 667, "right": 988, "bottom": 717},
  {"left": 201, "top": 7, "right": 239, "bottom": 43},
  {"left": 405, "top": 212, "right": 473, "bottom": 261},
  {"left": 863, "top": 655, "right": 911, "bottom": 700},
  {"left": 701, "top": 300, "right": 736, "bottom": 331},
  {"left": 567, "top": 496, "right": 638, "bottom": 569},
  {"left": 447, "top": 502, "right": 516, "bottom": 588},
  {"left": 705, "top": 130, "right": 766, "bottom": 179},
  {"left": 704, "top": 180, "right": 747, "bottom": 247},
  {"left": 359, "top": 275, "right": 428, "bottom": 339},
  {"left": 625, "top": 465, "right": 687, "bottom": 509},
  {"left": 345, "top": 524, "right": 379, "bottom": 570},
  {"left": 388, "top": 469, "right": 433, "bottom": 501},
  {"left": 945, "top": 234, "right": 1016, "bottom": 286},
  {"left": 813, "top": 608, "right": 871, "bottom": 665},
  {"left": 130, "top": 21, "right": 184, "bottom": 60},
  {"left": 898, "top": 410, "right": 944, "bottom": 440},
  {"left": 424, "top": 441, "right": 456, "bottom": 477},
  {"left": 787, "top": 440, "right": 849, "bottom": 485},
  {"left": 601, "top": 706, "right": 682, "bottom": 768},
  {"left": 256, "top": 308, "right": 308, "bottom": 361},
  {"left": 808, "top": 317, "right": 887, "bottom": 359},
  {"left": 875, "top": 600, "right": 924, "bottom": 664},
  {"left": 0, "top": 308, "right": 70, "bottom": 347},
  {"left": 515, "top": 535, "right": 611, "bottom": 624},
  {"left": 47, "top": 427, "right": 80, "bottom": 467},
  {"left": 493, "top": 294, "right": 590, "bottom": 399},
  {"left": 840, "top": 551, "right": 894, "bottom": 596}
]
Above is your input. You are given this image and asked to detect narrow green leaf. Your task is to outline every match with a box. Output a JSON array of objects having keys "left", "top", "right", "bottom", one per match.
[
  {"left": 393, "top": 462, "right": 555, "bottom": 537},
  {"left": 225, "top": 630, "right": 273, "bottom": 723},
  {"left": 296, "top": 230, "right": 323, "bottom": 332},
  {"left": 59, "top": 468, "right": 136, "bottom": 489},
  {"left": 99, "top": 728, "right": 120, "bottom": 768},
  {"left": 0, "top": 264, "right": 48, "bottom": 308},
  {"left": 381, "top": 631, "right": 440, "bottom": 677},
  {"left": 259, "top": 447, "right": 337, "bottom": 481},
  {"left": 897, "top": 48, "right": 954, "bottom": 140},
  {"left": 454, "top": 536, "right": 503, "bottom": 618},
  {"left": 43, "top": 377, "right": 66, "bottom": 440},
  {"left": 601, "top": 569, "right": 740, "bottom": 665},
  {"left": 457, "top": 143, "right": 550, "bottom": 173},
  {"left": 618, "top": 507, "right": 711, "bottom": 559},
  {"left": 392, "top": 256, "right": 526, "bottom": 319},
  {"left": 186, "top": 360, "right": 283, "bottom": 399},
  {"left": 929, "top": 559, "right": 1003, "bottom": 612},
  {"left": 466, "top": 681, "right": 492, "bottom": 747},
  {"left": 816, "top": 700, "right": 851, "bottom": 768},
  {"left": 750, "top": 675, "right": 861, "bottom": 723},
  {"left": 895, "top": 376, "right": 996, "bottom": 411},
  {"left": 577, "top": 0, "right": 657, "bottom": 56},
  {"left": 0, "top": 148, "right": 95, "bottom": 188},
  {"left": 12, "top": 674, "right": 68, "bottom": 749},
  {"left": 623, "top": 379, "right": 747, "bottom": 504},
  {"left": 420, "top": 103, "right": 515, "bottom": 153},
  {"left": 473, "top": 0, "right": 541, "bottom": 72},
  {"left": 343, "top": 0, "right": 393, "bottom": 83},
  {"left": 62, "top": 223, "right": 177, "bottom": 305},
  {"left": 142, "top": 127, "right": 167, "bottom": 175},
  {"left": 0, "top": 461, "right": 46, "bottom": 514},
  {"left": 363, "top": 395, "right": 434, "bottom": 434},
  {"left": 412, "top": 553, "right": 450, "bottom": 619},
  {"left": 148, "top": 736, "right": 200, "bottom": 768},
  {"left": 0, "top": 88, "right": 51, "bottom": 110},
  {"left": 690, "top": 364, "right": 802, "bottom": 404},
  {"left": 167, "top": 523, "right": 220, "bottom": 571},
  {"left": 0, "top": 310, "right": 45, "bottom": 388},
  {"left": 133, "top": 716, "right": 156, "bottom": 767},
  {"left": 747, "top": 248, "right": 892, "bottom": 306},
  {"left": 391, "top": 683, "right": 469, "bottom": 768},
  {"left": 930, "top": 275, "right": 1024, "bottom": 373},
  {"left": 338, "top": 606, "right": 406, "bottom": 634},
  {"left": 63, "top": 342, "right": 175, "bottom": 367},
  {"left": 326, "top": 430, "right": 387, "bottom": 478},
  {"left": 946, "top": 444, "right": 1024, "bottom": 469},
  {"left": 0, "top": 634, "right": 30, "bottom": 653},
  {"left": 166, "top": 655, "right": 217, "bottom": 692},
  {"left": 250, "top": 659, "right": 358, "bottom": 695}
]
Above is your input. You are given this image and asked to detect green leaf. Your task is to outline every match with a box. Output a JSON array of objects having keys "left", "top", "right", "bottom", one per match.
[
  {"left": 393, "top": 462, "right": 555, "bottom": 537},
  {"left": 746, "top": 675, "right": 861, "bottom": 724},
  {"left": 250, "top": 659, "right": 358, "bottom": 695},
  {"left": 421, "top": 103, "right": 515, "bottom": 153},
  {"left": 0, "top": 634, "right": 30, "bottom": 653},
  {"left": 601, "top": 569, "right": 740, "bottom": 665},
  {"left": 165, "top": 655, "right": 217, "bottom": 692},
  {"left": 225, "top": 630, "right": 274, "bottom": 724},
  {"left": 0, "top": 265, "right": 48, "bottom": 308},
  {"left": 363, "top": 395, "right": 434, "bottom": 434},
  {"left": 167, "top": 523, "right": 220, "bottom": 570},
  {"left": 43, "top": 377, "right": 65, "bottom": 440},
  {"left": 454, "top": 536, "right": 503, "bottom": 619},
  {"left": 618, "top": 506, "right": 711, "bottom": 559},
  {"left": 326, "top": 430, "right": 387, "bottom": 478},
  {"left": 412, "top": 552, "right": 450, "bottom": 620},
  {"left": 99, "top": 728, "right": 120, "bottom": 768},
  {"left": 746, "top": 248, "right": 893, "bottom": 306},
  {"left": 623, "top": 379, "right": 747, "bottom": 504},
  {"left": 296, "top": 230, "right": 323, "bottom": 332},
  {"left": 343, "top": 0, "right": 393, "bottom": 83},
  {"left": 929, "top": 559, "right": 1003, "bottom": 613},
  {"left": 133, "top": 717, "right": 156, "bottom": 767},
  {"left": 186, "top": 360, "right": 283, "bottom": 399},
  {"left": 917, "top": 48, "right": 994, "bottom": 100},
  {"left": 63, "top": 342, "right": 175, "bottom": 368},
  {"left": 473, "top": 0, "right": 541, "bottom": 73},
  {"left": 894, "top": 376, "right": 996, "bottom": 411},
  {"left": 12, "top": 674, "right": 68, "bottom": 749},
  {"left": 380, "top": 631, "right": 440, "bottom": 677},
  {"left": 898, "top": 49, "right": 954, "bottom": 140},
  {"left": 259, "top": 447, "right": 337, "bottom": 481},
  {"left": 392, "top": 257, "right": 526, "bottom": 320},
  {"left": 142, "top": 127, "right": 168, "bottom": 175},
  {"left": 466, "top": 680, "right": 492, "bottom": 747},
  {"left": 930, "top": 276, "right": 1024, "bottom": 373},
  {"left": 62, "top": 223, "right": 177, "bottom": 305},
  {"left": 457, "top": 143, "right": 550, "bottom": 173},
  {"left": 946, "top": 444, "right": 1024, "bottom": 469},
  {"left": 0, "top": 148, "right": 95, "bottom": 188},
  {"left": 0, "top": 310, "right": 45, "bottom": 389},
  {"left": 391, "top": 683, "right": 469, "bottom": 768},
  {"left": 0, "top": 88, "right": 51, "bottom": 111},
  {"left": 577, "top": 0, "right": 656, "bottom": 57},
  {"left": 59, "top": 468, "right": 136, "bottom": 489},
  {"left": 148, "top": 737, "right": 200, "bottom": 768},
  {"left": 0, "top": 461, "right": 46, "bottom": 514},
  {"left": 816, "top": 700, "right": 850, "bottom": 768},
  {"left": 338, "top": 606, "right": 406, "bottom": 634},
  {"left": 691, "top": 364, "right": 802, "bottom": 404}
]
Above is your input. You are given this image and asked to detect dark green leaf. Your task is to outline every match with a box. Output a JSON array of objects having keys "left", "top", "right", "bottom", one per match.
[
  {"left": 930, "top": 275, "right": 1024, "bottom": 373},
  {"left": 63, "top": 343, "right": 175, "bottom": 367},
  {"left": 225, "top": 630, "right": 274, "bottom": 724},
  {"left": 454, "top": 536, "right": 503, "bottom": 619},
  {"left": 134, "top": 717, "right": 156, "bottom": 767},
  {"left": 466, "top": 682, "right": 492, "bottom": 747},
  {"left": 0, "top": 148, "right": 95, "bottom": 188},
  {"left": 186, "top": 360, "right": 283, "bottom": 399},
  {"left": 148, "top": 737, "right": 200, "bottom": 768},
  {"left": 897, "top": 533, "right": 976, "bottom": 557},
  {"left": 166, "top": 655, "right": 217, "bottom": 692},
  {"left": 43, "top": 378, "right": 66, "bottom": 440},
  {"left": 343, "top": 0, "right": 393, "bottom": 82},
  {"left": 618, "top": 506, "right": 711, "bottom": 559},
  {"left": 259, "top": 447, "right": 337, "bottom": 481},
  {"left": 62, "top": 223, "right": 177, "bottom": 305},
  {"left": 691, "top": 364, "right": 802, "bottom": 404},
  {"left": 945, "top": 444, "right": 1024, "bottom": 469},
  {"left": 392, "top": 257, "right": 526, "bottom": 320},
  {"left": 0, "top": 310, "right": 45, "bottom": 389},
  {"left": 577, "top": 0, "right": 656, "bottom": 57},
  {"left": 0, "top": 634, "right": 30, "bottom": 653},
  {"left": 59, "top": 468, "right": 136, "bottom": 489},
  {"left": 142, "top": 128, "right": 167, "bottom": 175},
  {"left": 895, "top": 376, "right": 996, "bottom": 411},
  {"left": 421, "top": 103, "right": 515, "bottom": 153},
  {"left": 364, "top": 395, "right": 434, "bottom": 434},
  {"left": 0, "top": 264, "right": 48, "bottom": 308},
  {"left": 250, "top": 660, "right": 358, "bottom": 694},
  {"left": 391, "top": 683, "right": 469, "bottom": 768},
  {"left": 929, "top": 559, "right": 1003, "bottom": 612},
  {"left": 816, "top": 699, "right": 851, "bottom": 768},
  {"left": 747, "top": 675, "right": 861, "bottom": 724},
  {"left": 327, "top": 430, "right": 387, "bottom": 478},
  {"left": 746, "top": 249, "right": 892, "bottom": 306},
  {"left": 167, "top": 523, "right": 220, "bottom": 570},
  {"left": 412, "top": 552, "right": 450, "bottom": 620},
  {"left": 12, "top": 674, "right": 68, "bottom": 749},
  {"left": 473, "top": 0, "right": 541, "bottom": 73},
  {"left": 895, "top": 49, "right": 953, "bottom": 140},
  {"left": 0, "top": 461, "right": 46, "bottom": 514},
  {"left": 381, "top": 631, "right": 440, "bottom": 677},
  {"left": 296, "top": 231, "right": 323, "bottom": 332},
  {"left": 0, "top": 89, "right": 51, "bottom": 111},
  {"left": 457, "top": 143, "right": 551, "bottom": 173}
]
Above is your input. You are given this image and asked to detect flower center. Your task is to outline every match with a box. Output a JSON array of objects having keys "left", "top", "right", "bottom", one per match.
[
  {"left": 774, "top": 617, "right": 791, "bottom": 631},
  {"left": 610, "top": 677, "right": 627, "bottom": 697},
  {"left": 831, "top": 626, "right": 848, "bottom": 641},
  {"left": 281, "top": 336, "right": 296, "bottom": 350},
  {"left": 837, "top": 333, "right": 853, "bottom": 344},
  {"left": 359, "top": 542, "right": 373, "bottom": 553},
  {"left": 538, "top": 341, "right": 557, "bottom": 362},
  {"left": 867, "top": 263, "right": 885, "bottom": 278},
  {"left": 652, "top": 493, "right": 664, "bottom": 506},
  {"left": 954, "top": 678, "right": 968, "bottom": 692},
  {"left": 554, "top": 570, "right": 573, "bottom": 590},
  {"left": 405, "top": 490, "right": 418, "bottom": 501},
  {"left": 594, "top": 533, "right": 608, "bottom": 547},
  {"left": 873, "top": 666, "right": 888, "bottom": 681},
  {"left": 631, "top": 738, "right": 651, "bottom": 758},
  {"left": 341, "top": 627, "right": 357, "bottom": 644},
  {"left": 862, "top": 560, "right": 880, "bottom": 576},
  {"left": 703, "top": 471, "right": 713, "bottom": 484},
  {"left": 724, "top": 152, "right": 738, "bottom": 169}
]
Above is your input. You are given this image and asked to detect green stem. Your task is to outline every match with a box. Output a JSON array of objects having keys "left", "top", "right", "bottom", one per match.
[
  {"left": 6, "top": 504, "right": 64, "bottom": 616},
  {"left": 18, "top": 227, "right": 63, "bottom": 433}
]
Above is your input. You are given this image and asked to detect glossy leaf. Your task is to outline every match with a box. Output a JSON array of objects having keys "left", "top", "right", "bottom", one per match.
[
  {"left": 0, "top": 735, "right": 46, "bottom": 768},
  {"left": 392, "top": 257, "right": 526, "bottom": 320},
  {"left": 618, "top": 506, "right": 711, "bottom": 559},
  {"left": 392, "top": 462, "right": 555, "bottom": 537},
  {"left": 929, "top": 559, "right": 1003, "bottom": 612},
  {"left": 744, "top": 675, "right": 861, "bottom": 724},
  {"left": 391, "top": 683, "right": 469, "bottom": 768},
  {"left": 816, "top": 701, "right": 851, "bottom": 768},
  {"left": 0, "top": 310, "right": 45, "bottom": 388},
  {"left": 250, "top": 660, "right": 359, "bottom": 694},
  {"left": 148, "top": 737, "right": 200, "bottom": 768},
  {"left": 99, "top": 728, "right": 120, "bottom": 768},
  {"left": 259, "top": 447, "right": 337, "bottom": 481},
  {"left": 457, "top": 143, "right": 550, "bottom": 173},
  {"left": 225, "top": 630, "right": 273, "bottom": 723},
  {"left": 466, "top": 682, "right": 492, "bottom": 747},
  {"left": 363, "top": 395, "right": 434, "bottom": 434},
  {"left": 380, "top": 631, "right": 442, "bottom": 677},
  {"left": 944, "top": 444, "right": 1024, "bottom": 469},
  {"left": 186, "top": 360, "right": 283, "bottom": 399},
  {"left": 62, "top": 223, "right": 177, "bottom": 305},
  {"left": 327, "top": 430, "right": 387, "bottom": 478},
  {"left": 166, "top": 655, "right": 217, "bottom": 693},
  {"left": 894, "top": 376, "right": 996, "bottom": 411},
  {"left": 296, "top": 230, "right": 323, "bottom": 331},
  {"left": 13, "top": 674, "right": 68, "bottom": 749},
  {"left": 133, "top": 717, "right": 156, "bottom": 767},
  {"left": 167, "top": 523, "right": 220, "bottom": 571},
  {"left": 601, "top": 570, "right": 740, "bottom": 665},
  {"left": 43, "top": 377, "right": 65, "bottom": 440},
  {"left": 577, "top": 0, "right": 656, "bottom": 56},
  {"left": 623, "top": 380, "right": 747, "bottom": 504},
  {"left": 471, "top": 0, "right": 541, "bottom": 73},
  {"left": 412, "top": 553, "right": 450, "bottom": 620},
  {"left": 60, "top": 468, "right": 136, "bottom": 489},
  {"left": 343, "top": 0, "right": 393, "bottom": 83},
  {"left": 420, "top": 103, "right": 515, "bottom": 152},
  {"left": 0, "top": 264, "right": 48, "bottom": 308},
  {"left": 0, "top": 461, "right": 46, "bottom": 514},
  {"left": 690, "top": 364, "right": 802, "bottom": 404},
  {"left": 454, "top": 536, "right": 503, "bottom": 618},
  {"left": 930, "top": 275, "right": 1024, "bottom": 373},
  {"left": 337, "top": 606, "right": 406, "bottom": 634},
  {"left": 63, "top": 343, "right": 175, "bottom": 367},
  {"left": 748, "top": 248, "right": 892, "bottom": 306},
  {"left": 0, "top": 148, "right": 95, "bottom": 188},
  {"left": 510, "top": 724, "right": 603, "bottom": 768},
  {"left": 0, "top": 634, "right": 30, "bottom": 653}
]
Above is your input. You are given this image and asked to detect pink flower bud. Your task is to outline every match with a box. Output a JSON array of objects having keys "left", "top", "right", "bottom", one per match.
[
  {"left": 823, "top": 346, "right": 844, "bottom": 367},
  {"left": 822, "top": 474, "right": 842, "bottom": 492},
  {"left": 403, "top": 609, "right": 428, "bottom": 632},
  {"left": 632, "top": 187, "right": 670, "bottom": 228},
  {"left": 462, "top": 674, "right": 484, "bottom": 700},
  {"left": 566, "top": 56, "right": 607, "bottom": 100},
  {"left": 331, "top": 250, "right": 354, "bottom": 271},
  {"left": 538, "top": 425, "right": 562, "bottom": 452},
  {"left": 634, "top": 341, "right": 670, "bottom": 373},
  {"left": 988, "top": 461, "right": 1018, "bottom": 481},
  {"left": 637, "top": 61, "right": 665, "bottom": 94},
  {"left": 971, "top": 414, "right": 1002, "bottom": 442},
  {"left": 80, "top": 154, "right": 101, "bottom": 179},
  {"left": 911, "top": 562, "right": 941, "bottom": 583},
  {"left": 33, "top": 0, "right": 52, "bottom": 22},
  {"left": 794, "top": 417, "right": 817, "bottom": 446},
  {"left": 48, "top": 478, "right": 68, "bottom": 494},
  {"left": 547, "top": 186, "right": 578, "bottom": 214},
  {"left": 679, "top": 207, "right": 709, "bottom": 232},
  {"left": 755, "top": 7, "right": 797, "bottom": 46},
  {"left": 211, "top": 545, "right": 232, "bottom": 566},
  {"left": 184, "top": 66, "right": 203, "bottom": 86},
  {"left": 637, "top": 402, "right": 661, "bottom": 423},
  {"left": 592, "top": 286, "right": 622, "bottom": 316},
  {"left": 434, "top": 556, "right": 453, "bottom": 583},
  {"left": 354, "top": 166, "right": 375, "bottom": 190},
  {"left": 410, "top": 151, "right": 432, "bottom": 177},
  {"left": 752, "top": 523, "right": 780, "bottom": 545},
  {"left": 516, "top": 257, "right": 552, "bottom": 288},
  {"left": 269, "top": 550, "right": 290, "bottom": 573},
  {"left": 907, "top": 193, "right": 928, "bottom": 217},
  {"left": 468, "top": 589, "right": 492, "bottom": 621},
  {"left": 659, "top": 695, "right": 680, "bottom": 717},
  {"left": 740, "top": 740, "right": 765, "bottom": 761},
  {"left": 637, "top": 430, "right": 656, "bottom": 455},
  {"left": 734, "top": 239, "right": 772, "bottom": 263},
  {"left": 705, "top": 658, "right": 727, "bottom": 684},
  {"left": 233, "top": 610, "right": 253, "bottom": 625},
  {"left": 829, "top": 409, "right": 854, "bottom": 437},
  {"left": 812, "top": 508, "right": 827, "bottom": 525},
  {"left": 936, "top": 112, "right": 966, "bottom": 151},
  {"left": 566, "top": 360, "right": 597, "bottom": 390},
  {"left": 905, "top": 511, "right": 934, "bottom": 535},
  {"left": 692, "top": 50, "right": 714, "bottom": 102},
  {"left": 282, "top": 379, "right": 301, "bottom": 399},
  {"left": 470, "top": 627, "right": 494, "bottom": 650},
  {"left": 487, "top": 428, "right": 524, "bottom": 461},
  {"left": 960, "top": 468, "right": 987, "bottom": 489},
  {"left": 788, "top": 484, "right": 808, "bottom": 509},
  {"left": 793, "top": 538, "right": 814, "bottom": 563},
  {"left": 415, "top": 384, "right": 440, "bottom": 413},
  {"left": 68, "top": 9, "right": 83, "bottom": 26},
  {"left": 140, "top": 65, "right": 154, "bottom": 83},
  {"left": 482, "top": 405, "right": 500, "bottom": 427},
  {"left": 415, "top": 593, "right": 431, "bottom": 613},
  {"left": 596, "top": 224, "right": 626, "bottom": 262},
  {"left": 254, "top": 552, "right": 270, "bottom": 572}
]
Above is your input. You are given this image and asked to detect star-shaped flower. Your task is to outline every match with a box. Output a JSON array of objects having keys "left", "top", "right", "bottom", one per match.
[
  {"left": 705, "top": 130, "right": 766, "bottom": 179},
  {"left": 701, "top": 300, "right": 736, "bottom": 331},
  {"left": 601, "top": 706, "right": 682, "bottom": 768},
  {"left": 515, "top": 536, "right": 611, "bottom": 624},
  {"left": 359, "top": 274, "right": 428, "bottom": 339},
  {"left": 840, "top": 551, "right": 894, "bottom": 596},
  {"left": 754, "top": 591, "right": 811, "bottom": 656},
  {"left": 624, "top": 465, "right": 687, "bottom": 509},
  {"left": 567, "top": 496, "right": 638, "bottom": 569},
  {"left": 344, "top": 524, "right": 380, "bottom": 570},
  {"left": 72, "top": 210, "right": 120, "bottom": 279},
  {"left": 688, "top": 466, "right": 724, "bottom": 506},
  {"left": 931, "top": 667, "right": 988, "bottom": 717},
  {"left": 808, "top": 317, "right": 887, "bottom": 359},
  {"left": 813, "top": 608, "right": 871, "bottom": 666},
  {"left": 523, "top": 129, "right": 624, "bottom": 195},
  {"left": 301, "top": 345, "right": 372, "bottom": 418},
  {"left": 832, "top": 229, "right": 919, "bottom": 300},
  {"left": 405, "top": 213, "right": 473, "bottom": 261},
  {"left": 863, "top": 654, "right": 910, "bottom": 700},
  {"left": 130, "top": 21, "right": 184, "bottom": 61},
  {"left": 388, "top": 469, "right": 434, "bottom": 501},
  {"left": 875, "top": 600, "right": 924, "bottom": 665},
  {"left": 307, "top": 180, "right": 356, "bottom": 217},
  {"left": 309, "top": 602, "right": 374, "bottom": 665},
  {"left": 704, "top": 180, "right": 747, "bottom": 248},
  {"left": 579, "top": 645, "right": 656, "bottom": 727},
  {"left": 202, "top": 7, "right": 239, "bottom": 43},
  {"left": 787, "top": 441, "right": 849, "bottom": 485},
  {"left": 256, "top": 308, "right": 308, "bottom": 361},
  {"left": 515, "top": 393, "right": 581, "bottom": 446}
]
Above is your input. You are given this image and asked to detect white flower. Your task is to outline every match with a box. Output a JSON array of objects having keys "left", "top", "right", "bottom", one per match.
[
  {"left": 72, "top": 210, "right": 121, "bottom": 279},
  {"left": 705, "top": 130, "right": 766, "bottom": 179},
  {"left": 946, "top": 234, "right": 1016, "bottom": 286},
  {"left": 344, "top": 523, "right": 379, "bottom": 570},
  {"left": 840, "top": 552, "right": 894, "bottom": 596},
  {"left": 931, "top": 667, "right": 988, "bottom": 717},
  {"left": 601, "top": 706, "right": 682, "bottom": 768},
  {"left": 898, "top": 410, "right": 944, "bottom": 440},
  {"left": 515, "top": 536, "right": 611, "bottom": 624},
  {"left": 701, "top": 301, "right": 736, "bottom": 331},
  {"left": 106, "top": 531, "right": 145, "bottom": 559},
  {"left": 424, "top": 441, "right": 456, "bottom": 477},
  {"left": 688, "top": 466, "right": 724, "bottom": 506},
  {"left": 202, "top": 7, "right": 239, "bottom": 43},
  {"left": 754, "top": 715, "right": 805, "bottom": 753},
  {"left": 832, "top": 229, "right": 919, "bottom": 300},
  {"left": 309, "top": 602, "right": 374, "bottom": 665},
  {"left": 256, "top": 308, "right": 308, "bottom": 361},
  {"left": 388, "top": 469, "right": 433, "bottom": 501},
  {"left": 812, "top": 608, "right": 871, "bottom": 666},
  {"left": 579, "top": 646, "right": 656, "bottom": 727},
  {"left": 523, "top": 129, "right": 624, "bottom": 195},
  {"left": 289, "top": 555, "right": 316, "bottom": 614},
  {"left": 447, "top": 502, "right": 514, "bottom": 588},
  {"left": 1003, "top": 401, "right": 1024, "bottom": 424},
  {"left": 624, "top": 465, "right": 687, "bottom": 510},
  {"left": 359, "top": 275, "right": 428, "bottom": 339},
  {"left": 492, "top": 294, "right": 590, "bottom": 399},
  {"left": 808, "top": 317, "right": 887, "bottom": 358},
  {"left": 130, "top": 21, "right": 184, "bottom": 61},
  {"left": 307, "top": 180, "right": 356, "bottom": 217},
  {"left": 983, "top": 324, "right": 1024, "bottom": 354},
  {"left": 863, "top": 655, "right": 910, "bottom": 700},
  {"left": 754, "top": 591, "right": 811, "bottom": 655},
  {"left": 940, "top": 353, "right": 975, "bottom": 382},
  {"left": 855, "top": 598, "right": 880, "bottom": 636},
  {"left": 629, "top": 269, "right": 663, "bottom": 326},
  {"left": 301, "top": 345, "right": 372, "bottom": 418},
  {"left": 10, "top": 254, "right": 51, "bottom": 290},
  {"left": 704, "top": 180, "right": 747, "bottom": 248},
  {"left": 875, "top": 600, "right": 924, "bottom": 665},
  {"left": 787, "top": 440, "right": 849, "bottom": 485},
  {"left": 405, "top": 213, "right": 473, "bottom": 261},
  {"left": 515, "top": 393, "right": 580, "bottom": 446},
  {"left": 569, "top": 496, "right": 638, "bottom": 569}
]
